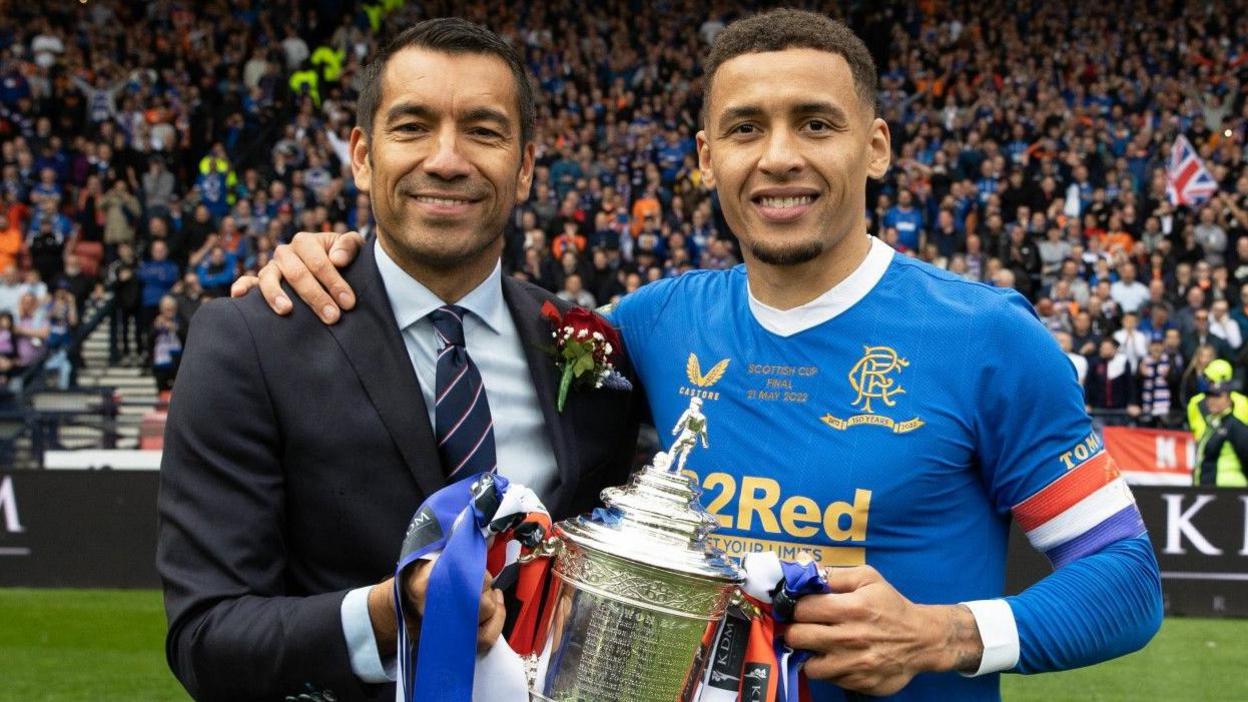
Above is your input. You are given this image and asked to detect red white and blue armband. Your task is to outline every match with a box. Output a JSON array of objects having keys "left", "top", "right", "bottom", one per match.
[
  {"left": 1012, "top": 451, "right": 1146, "bottom": 568},
  {"left": 963, "top": 451, "right": 1158, "bottom": 677}
]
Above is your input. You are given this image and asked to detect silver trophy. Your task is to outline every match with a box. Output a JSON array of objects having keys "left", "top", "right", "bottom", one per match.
[{"left": 527, "top": 397, "right": 744, "bottom": 702}]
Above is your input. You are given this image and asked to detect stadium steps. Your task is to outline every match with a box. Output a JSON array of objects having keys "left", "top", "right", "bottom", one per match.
[
  {"left": 4, "top": 300, "right": 150, "bottom": 465},
  {"left": 70, "top": 317, "right": 158, "bottom": 451}
]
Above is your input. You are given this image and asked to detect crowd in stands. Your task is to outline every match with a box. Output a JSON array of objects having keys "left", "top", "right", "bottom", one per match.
[{"left": 0, "top": 0, "right": 1246, "bottom": 429}]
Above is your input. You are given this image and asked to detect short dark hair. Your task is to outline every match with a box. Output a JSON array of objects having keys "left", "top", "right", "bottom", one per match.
[
  {"left": 356, "top": 17, "right": 536, "bottom": 145},
  {"left": 701, "top": 9, "right": 878, "bottom": 124}
]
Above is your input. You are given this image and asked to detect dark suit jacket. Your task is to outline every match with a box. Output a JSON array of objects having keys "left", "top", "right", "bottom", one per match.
[{"left": 157, "top": 242, "right": 642, "bottom": 701}]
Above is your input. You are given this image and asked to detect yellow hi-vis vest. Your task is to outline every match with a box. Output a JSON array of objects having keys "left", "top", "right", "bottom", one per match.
[
  {"left": 1189, "top": 393, "right": 1248, "bottom": 487},
  {"left": 362, "top": 3, "right": 383, "bottom": 32},
  {"left": 1187, "top": 391, "right": 1248, "bottom": 433},
  {"left": 289, "top": 69, "right": 321, "bottom": 107},
  {"left": 311, "top": 45, "right": 344, "bottom": 82},
  {"left": 196, "top": 155, "right": 237, "bottom": 204}
]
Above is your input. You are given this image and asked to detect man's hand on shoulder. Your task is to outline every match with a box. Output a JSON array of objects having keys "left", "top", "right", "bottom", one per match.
[
  {"left": 231, "top": 230, "right": 364, "bottom": 324},
  {"left": 785, "top": 565, "right": 983, "bottom": 696}
]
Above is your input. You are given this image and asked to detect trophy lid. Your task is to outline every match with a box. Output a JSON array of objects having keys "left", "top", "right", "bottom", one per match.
[{"left": 557, "top": 399, "right": 743, "bottom": 582}]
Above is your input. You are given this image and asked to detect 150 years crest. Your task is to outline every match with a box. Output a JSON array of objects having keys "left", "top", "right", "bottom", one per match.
[{"left": 821, "top": 345, "right": 924, "bottom": 434}]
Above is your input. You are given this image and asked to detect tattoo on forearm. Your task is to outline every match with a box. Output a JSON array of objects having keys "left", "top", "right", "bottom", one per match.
[{"left": 948, "top": 606, "right": 984, "bottom": 673}]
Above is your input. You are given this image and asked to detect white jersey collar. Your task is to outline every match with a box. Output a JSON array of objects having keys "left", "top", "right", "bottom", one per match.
[{"left": 746, "top": 236, "right": 894, "bottom": 337}]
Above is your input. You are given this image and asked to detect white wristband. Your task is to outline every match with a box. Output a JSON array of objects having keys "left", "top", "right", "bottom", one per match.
[{"left": 959, "top": 599, "right": 1020, "bottom": 676}]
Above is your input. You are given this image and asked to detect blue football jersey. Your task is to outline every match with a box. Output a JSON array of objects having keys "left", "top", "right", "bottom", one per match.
[{"left": 609, "top": 240, "right": 1123, "bottom": 701}]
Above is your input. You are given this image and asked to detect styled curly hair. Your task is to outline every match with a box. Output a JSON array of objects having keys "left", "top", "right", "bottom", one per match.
[{"left": 702, "top": 9, "right": 878, "bottom": 123}]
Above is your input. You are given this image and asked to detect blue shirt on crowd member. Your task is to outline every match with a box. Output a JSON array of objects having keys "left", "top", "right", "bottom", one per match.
[
  {"left": 196, "top": 251, "right": 239, "bottom": 295},
  {"left": 27, "top": 208, "right": 74, "bottom": 239},
  {"left": 139, "top": 258, "right": 180, "bottom": 308},
  {"left": 883, "top": 203, "right": 924, "bottom": 251},
  {"left": 657, "top": 140, "right": 687, "bottom": 184},
  {"left": 197, "top": 170, "right": 231, "bottom": 218}
]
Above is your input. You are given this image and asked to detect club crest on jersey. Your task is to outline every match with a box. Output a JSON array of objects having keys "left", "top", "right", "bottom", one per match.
[
  {"left": 821, "top": 345, "right": 924, "bottom": 434},
  {"left": 681, "top": 352, "right": 729, "bottom": 400}
]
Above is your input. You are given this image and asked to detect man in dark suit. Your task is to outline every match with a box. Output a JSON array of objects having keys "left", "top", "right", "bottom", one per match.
[{"left": 157, "top": 19, "right": 641, "bottom": 702}]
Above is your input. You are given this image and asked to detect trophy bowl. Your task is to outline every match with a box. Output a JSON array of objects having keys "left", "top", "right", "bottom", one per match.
[{"left": 528, "top": 400, "right": 744, "bottom": 702}]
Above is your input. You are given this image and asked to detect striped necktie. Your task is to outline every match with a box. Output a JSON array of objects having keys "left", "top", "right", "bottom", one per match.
[{"left": 429, "top": 305, "right": 497, "bottom": 478}]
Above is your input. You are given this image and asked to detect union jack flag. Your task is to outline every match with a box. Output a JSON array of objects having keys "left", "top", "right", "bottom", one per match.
[{"left": 1165, "top": 135, "right": 1219, "bottom": 206}]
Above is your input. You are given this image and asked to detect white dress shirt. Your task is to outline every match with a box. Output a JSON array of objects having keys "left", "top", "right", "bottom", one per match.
[
  {"left": 1109, "top": 280, "right": 1150, "bottom": 315},
  {"left": 1112, "top": 328, "right": 1149, "bottom": 372},
  {"left": 341, "top": 241, "right": 558, "bottom": 683},
  {"left": 1066, "top": 351, "right": 1090, "bottom": 385},
  {"left": 1210, "top": 314, "right": 1243, "bottom": 350}
]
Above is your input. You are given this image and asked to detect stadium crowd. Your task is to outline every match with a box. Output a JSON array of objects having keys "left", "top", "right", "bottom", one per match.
[{"left": 0, "top": 0, "right": 1246, "bottom": 429}]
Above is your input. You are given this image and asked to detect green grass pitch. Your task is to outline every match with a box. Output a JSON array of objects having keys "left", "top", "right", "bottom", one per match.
[{"left": 0, "top": 588, "right": 1243, "bottom": 701}]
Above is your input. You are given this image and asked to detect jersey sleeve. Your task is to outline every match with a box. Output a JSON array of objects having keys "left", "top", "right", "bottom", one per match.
[
  {"left": 973, "top": 290, "right": 1104, "bottom": 517},
  {"left": 972, "top": 290, "right": 1161, "bottom": 673},
  {"left": 1005, "top": 535, "right": 1161, "bottom": 673}
]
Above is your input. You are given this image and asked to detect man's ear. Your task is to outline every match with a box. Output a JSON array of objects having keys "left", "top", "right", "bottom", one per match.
[
  {"left": 516, "top": 141, "right": 536, "bottom": 201},
  {"left": 696, "top": 130, "right": 715, "bottom": 189},
  {"left": 867, "top": 117, "right": 891, "bottom": 180},
  {"left": 350, "top": 126, "right": 371, "bottom": 192}
]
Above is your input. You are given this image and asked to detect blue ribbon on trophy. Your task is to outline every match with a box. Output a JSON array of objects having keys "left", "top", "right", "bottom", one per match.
[
  {"left": 724, "top": 553, "right": 834, "bottom": 702},
  {"left": 771, "top": 560, "right": 832, "bottom": 702},
  {"left": 393, "top": 471, "right": 509, "bottom": 702}
]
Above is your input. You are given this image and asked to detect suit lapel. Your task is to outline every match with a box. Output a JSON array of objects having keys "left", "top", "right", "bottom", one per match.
[
  {"left": 327, "top": 243, "right": 444, "bottom": 498},
  {"left": 502, "top": 277, "right": 578, "bottom": 511}
]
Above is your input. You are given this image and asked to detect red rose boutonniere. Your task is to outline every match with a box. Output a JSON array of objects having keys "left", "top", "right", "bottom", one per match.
[{"left": 540, "top": 301, "right": 628, "bottom": 412}]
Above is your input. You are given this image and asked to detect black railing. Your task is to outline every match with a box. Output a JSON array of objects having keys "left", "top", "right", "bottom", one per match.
[
  {"left": 1, "top": 296, "right": 122, "bottom": 468},
  {"left": 1087, "top": 408, "right": 1188, "bottom": 431},
  {"left": 15, "top": 296, "right": 115, "bottom": 395},
  {"left": 27, "top": 387, "right": 122, "bottom": 455}
]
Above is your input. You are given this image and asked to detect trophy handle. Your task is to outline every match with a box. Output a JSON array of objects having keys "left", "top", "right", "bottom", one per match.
[
  {"left": 729, "top": 586, "right": 761, "bottom": 618},
  {"left": 517, "top": 535, "right": 565, "bottom": 563}
]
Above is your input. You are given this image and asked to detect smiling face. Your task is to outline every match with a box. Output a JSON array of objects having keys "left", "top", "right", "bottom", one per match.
[
  {"left": 351, "top": 48, "right": 534, "bottom": 272},
  {"left": 697, "top": 48, "right": 889, "bottom": 269}
]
